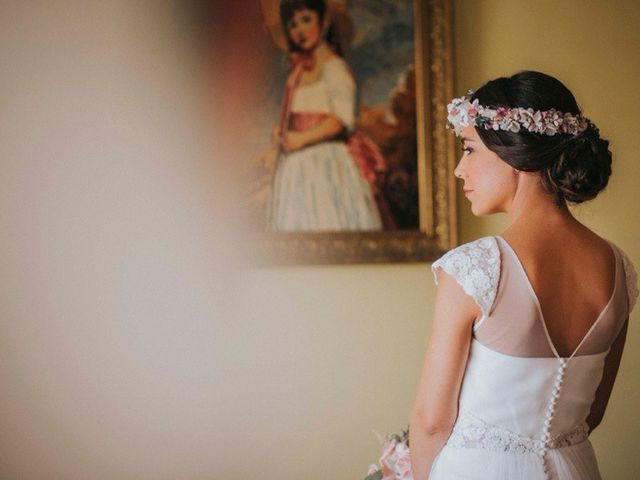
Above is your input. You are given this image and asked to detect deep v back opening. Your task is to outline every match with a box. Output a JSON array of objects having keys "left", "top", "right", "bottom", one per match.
[{"left": 495, "top": 235, "right": 618, "bottom": 359}]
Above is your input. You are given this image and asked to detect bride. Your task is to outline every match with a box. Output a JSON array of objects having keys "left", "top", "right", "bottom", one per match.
[{"left": 409, "top": 71, "right": 637, "bottom": 479}]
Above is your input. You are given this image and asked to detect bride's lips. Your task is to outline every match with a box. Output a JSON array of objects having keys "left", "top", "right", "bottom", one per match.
[{"left": 463, "top": 188, "right": 474, "bottom": 197}]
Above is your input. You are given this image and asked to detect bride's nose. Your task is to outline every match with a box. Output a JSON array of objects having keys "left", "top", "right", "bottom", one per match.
[{"left": 454, "top": 160, "right": 466, "bottom": 179}]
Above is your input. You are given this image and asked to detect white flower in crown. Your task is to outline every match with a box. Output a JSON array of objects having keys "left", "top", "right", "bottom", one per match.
[
  {"left": 447, "top": 94, "right": 480, "bottom": 135},
  {"left": 480, "top": 107, "right": 498, "bottom": 122}
]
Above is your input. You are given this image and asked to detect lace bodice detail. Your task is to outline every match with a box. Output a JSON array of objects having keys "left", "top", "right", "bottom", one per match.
[
  {"left": 447, "top": 410, "right": 589, "bottom": 455},
  {"left": 431, "top": 236, "right": 500, "bottom": 320}
]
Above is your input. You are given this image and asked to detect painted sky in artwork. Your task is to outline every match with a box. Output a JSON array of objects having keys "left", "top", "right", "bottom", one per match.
[{"left": 346, "top": 0, "right": 414, "bottom": 107}]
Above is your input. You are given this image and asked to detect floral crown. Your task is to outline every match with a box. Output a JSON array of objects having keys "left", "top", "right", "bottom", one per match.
[{"left": 446, "top": 90, "right": 592, "bottom": 137}]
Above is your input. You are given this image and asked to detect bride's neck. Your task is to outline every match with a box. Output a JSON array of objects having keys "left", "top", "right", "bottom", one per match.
[{"left": 506, "top": 173, "right": 576, "bottom": 230}]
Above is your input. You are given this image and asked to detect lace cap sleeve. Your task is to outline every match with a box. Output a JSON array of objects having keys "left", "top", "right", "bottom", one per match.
[
  {"left": 431, "top": 236, "right": 501, "bottom": 319},
  {"left": 619, "top": 248, "right": 639, "bottom": 313}
]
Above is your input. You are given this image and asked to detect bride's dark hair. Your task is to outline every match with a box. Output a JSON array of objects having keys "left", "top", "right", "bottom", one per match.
[{"left": 472, "top": 71, "right": 612, "bottom": 204}]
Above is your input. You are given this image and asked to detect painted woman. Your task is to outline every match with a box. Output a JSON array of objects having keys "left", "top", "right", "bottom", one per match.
[{"left": 266, "top": 0, "right": 394, "bottom": 231}]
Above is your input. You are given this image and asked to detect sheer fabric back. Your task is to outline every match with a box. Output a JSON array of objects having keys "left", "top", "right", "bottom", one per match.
[{"left": 474, "top": 236, "right": 630, "bottom": 358}]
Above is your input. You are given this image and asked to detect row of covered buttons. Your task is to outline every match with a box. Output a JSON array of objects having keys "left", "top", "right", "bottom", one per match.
[{"left": 539, "top": 358, "right": 568, "bottom": 479}]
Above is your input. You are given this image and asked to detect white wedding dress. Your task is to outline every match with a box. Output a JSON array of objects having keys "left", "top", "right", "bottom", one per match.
[{"left": 427, "top": 236, "right": 638, "bottom": 480}]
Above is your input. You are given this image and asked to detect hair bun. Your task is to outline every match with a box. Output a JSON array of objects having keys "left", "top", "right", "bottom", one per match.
[
  {"left": 472, "top": 71, "right": 613, "bottom": 205},
  {"left": 543, "top": 127, "right": 612, "bottom": 203}
]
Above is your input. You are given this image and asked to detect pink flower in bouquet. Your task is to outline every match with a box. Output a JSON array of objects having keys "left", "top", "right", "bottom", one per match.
[
  {"left": 380, "top": 438, "right": 397, "bottom": 461},
  {"left": 365, "top": 427, "right": 412, "bottom": 480},
  {"left": 379, "top": 438, "right": 398, "bottom": 479},
  {"left": 394, "top": 443, "right": 412, "bottom": 480},
  {"left": 379, "top": 438, "right": 413, "bottom": 480}
]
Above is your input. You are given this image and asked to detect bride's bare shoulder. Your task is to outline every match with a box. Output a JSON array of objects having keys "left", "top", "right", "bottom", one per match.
[
  {"left": 565, "top": 224, "right": 615, "bottom": 262},
  {"left": 500, "top": 224, "right": 613, "bottom": 283},
  {"left": 502, "top": 221, "right": 610, "bottom": 255}
]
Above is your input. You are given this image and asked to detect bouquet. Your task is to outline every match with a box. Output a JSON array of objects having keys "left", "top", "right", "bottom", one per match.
[{"left": 364, "top": 426, "right": 413, "bottom": 480}]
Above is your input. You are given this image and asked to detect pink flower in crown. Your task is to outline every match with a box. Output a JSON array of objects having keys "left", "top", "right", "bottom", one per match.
[
  {"left": 499, "top": 117, "right": 521, "bottom": 133},
  {"left": 563, "top": 113, "right": 586, "bottom": 135},
  {"left": 508, "top": 119, "right": 522, "bottom": 132},
  {"left": 495, "top": 107, "right": 509, "bottom": 117},
  {"left": 542, "top": 109, "right": 563, "bottom": 135},
  {"left": 513, "top": 108, "right": 542, "bottom": 132},
  {"left": 531, "top": 116, "right": 546, "bottom": 134},
  {"left": 491, "top": 107, "right": 507, "bottom": 126}
]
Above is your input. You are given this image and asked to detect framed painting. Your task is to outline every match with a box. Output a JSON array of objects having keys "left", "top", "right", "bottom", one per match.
[{"left": 244, "top": 0, "right": 458, "bottom": 264}]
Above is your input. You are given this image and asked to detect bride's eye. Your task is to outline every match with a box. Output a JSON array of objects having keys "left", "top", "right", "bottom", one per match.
[{"left": 463, "top": 146, "right": 474, "bottom": 154}]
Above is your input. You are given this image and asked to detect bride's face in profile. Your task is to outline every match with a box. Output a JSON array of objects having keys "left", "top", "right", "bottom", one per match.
[{"left": 455, "top": 125, "right": 518, "bottom": 216}]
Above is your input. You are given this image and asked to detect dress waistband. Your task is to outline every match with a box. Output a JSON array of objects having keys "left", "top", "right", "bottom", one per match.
[
  {"left": 446, "top": 411, "right": 589, "bottom": 455},
  {"left": 288, "top": 112, "right": 331, "bottom": 132}
]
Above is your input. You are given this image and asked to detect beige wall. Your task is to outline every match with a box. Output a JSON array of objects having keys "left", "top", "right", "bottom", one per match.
[{"left": 0, "top": 1, "right": 638, "bottom": 479}]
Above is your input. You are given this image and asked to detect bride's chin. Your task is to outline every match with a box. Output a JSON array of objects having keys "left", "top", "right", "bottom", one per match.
[{"left": 469, "top": 201, "right": 488, "bottom": 217}]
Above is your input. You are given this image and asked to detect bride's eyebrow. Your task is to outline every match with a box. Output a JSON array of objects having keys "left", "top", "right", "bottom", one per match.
[{"left": 461, "top": 137, "right": 477, "bottom": 143}]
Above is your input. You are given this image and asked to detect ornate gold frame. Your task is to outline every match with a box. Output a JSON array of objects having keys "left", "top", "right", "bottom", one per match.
[{"left": 251, "top": 0, "right": 457, "bottom": 265}]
